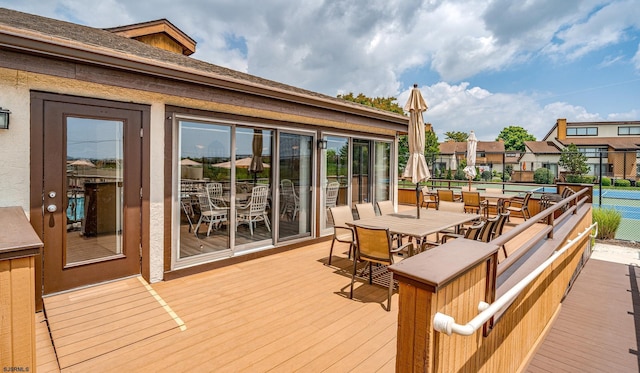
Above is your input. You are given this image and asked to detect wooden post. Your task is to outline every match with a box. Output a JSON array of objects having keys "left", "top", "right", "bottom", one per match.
[{"left": 0, "top": 207, "right": 43, "bottom": 372}]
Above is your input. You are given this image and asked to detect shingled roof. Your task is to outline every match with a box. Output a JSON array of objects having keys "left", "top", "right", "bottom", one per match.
[
  {"left": 558, "top": 137, "right": 640, "bottom": 150},
  {"left": 0, "top": 7, "right": 407, "bottom": 123},
  {"left": 439, "top": 141, "right": 505, "bottom": 154},
  {"left": 524, "top": 141, "right": 562, "bottom": 154}
]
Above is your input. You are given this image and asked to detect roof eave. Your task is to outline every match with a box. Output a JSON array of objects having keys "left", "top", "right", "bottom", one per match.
[{"left": 0, "top": 26, "right": 408, "bottom": 130}]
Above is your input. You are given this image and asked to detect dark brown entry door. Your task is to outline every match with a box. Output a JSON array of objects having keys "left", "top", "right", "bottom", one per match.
[{"left": 42, "top": 101, "right": 142, "bottom": 294}]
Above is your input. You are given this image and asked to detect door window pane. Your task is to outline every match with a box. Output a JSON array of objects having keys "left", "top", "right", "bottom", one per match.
[
  {"left": 234, "top": 128, "right": 273, "bottom": 246},
  {"left": 323, "top": 136, "right": 349, "bottom": 229},
  {"left": 279, "top": 133, "right": 313, "bottom": 240},
  {"left": 178, "top": 121, "right": 231, "bottom": 258},
  {"left": 352, "top": 139, "right": 370, "bottom": 207},
  {"left": 374, "top": 141, "right": 391, "bottom": 205},
  {"left": 66, "top": 118, "right": 123, "bottom": 265}
]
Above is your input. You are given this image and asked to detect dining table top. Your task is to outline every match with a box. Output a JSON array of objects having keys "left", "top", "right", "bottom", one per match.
[{"left": 349, "top": 208, "right": 480, "bottom": 240}]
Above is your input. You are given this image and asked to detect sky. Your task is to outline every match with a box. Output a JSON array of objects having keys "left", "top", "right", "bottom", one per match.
[{"left": 2, "top": 0, "right": 640, "bottom": 141}]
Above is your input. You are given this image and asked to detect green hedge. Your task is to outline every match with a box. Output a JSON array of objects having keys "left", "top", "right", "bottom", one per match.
[
  {"left": 614, "top": 179, "right": 631, "bottom": 187},
  {"left": 592, "top": 207, "right": 622, "bottom": 239},
  {"left": 533, "top": 168, "right": 554, "bottom": 184},
  {"left": 601, "top": 177, "right": 611, "bottom": 186}
]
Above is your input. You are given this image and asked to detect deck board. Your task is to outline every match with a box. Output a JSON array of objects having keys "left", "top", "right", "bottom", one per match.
[
  {"left": 526, "top": 258, "right": 640, "bottom": 372},
  {"left": 43, "top": 277, "right": 182, "bottom": 370}
]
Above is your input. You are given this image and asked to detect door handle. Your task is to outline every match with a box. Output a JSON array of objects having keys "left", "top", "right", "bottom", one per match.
[{"left": 47, "top": 204, "right": 57, "bottom": 213}]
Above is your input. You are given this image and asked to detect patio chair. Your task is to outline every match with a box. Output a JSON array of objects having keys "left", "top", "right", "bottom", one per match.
[
  {"left": 376, "top": 200, "right": 395, "bottom": 215},
  {"left": 355, "top": 203, "right": 377, "bottom": 219},
  {"left": 236, "top": 185, "right": 271, "bottom": 236},
  {"left": 462, "top": 191, "right": 487, "bottom": 216},
  {"left": 327, "top": 205, "right": 355, "bottom": 266},
  {"left": 440, "top": 220, "right": 485, "bottom": 243},
  {"left": 280, "top": 179, "right": 299, "bottom": 220},
  {"left": 476, "top": 215, "right": 498, "bottom": 243},
  {"left": 491, "top": 211, "right": 510, "bottom": 258},
  {"left": 504, "top": 192, "right": 532, "bottom": 220},
  {"left": 483, "top": 188, "right": 503, "bottom": 217},
  {"left": 421, "top": 186, "right": 438, "bottom": 210},
  {"left": 437, "top": 189, "right": 459, "bottom": 203},
  {"left": 325, "top": 181, "right": 340, "bottom": 210},
  {"left": 350, "top": 224, "right": 414, "bottom": 311},
  {"left": 195, "top": 192, "right": 228, "bottom": 237}
]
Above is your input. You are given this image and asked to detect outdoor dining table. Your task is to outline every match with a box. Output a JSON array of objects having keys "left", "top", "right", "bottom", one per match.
[{"left": 349, "top": 209, "right": 481, "bottom": 255}]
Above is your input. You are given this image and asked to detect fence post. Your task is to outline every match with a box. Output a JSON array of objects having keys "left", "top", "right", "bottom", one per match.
[{"left": 599, "top": 151, "right": 603, "bottom": 207}]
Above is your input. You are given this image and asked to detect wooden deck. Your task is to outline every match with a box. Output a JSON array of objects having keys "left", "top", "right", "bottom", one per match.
[
  {"left": 526, "top": 257, "right": 640, "bottom": 372},
  {"left": 37, "top": 212, "right": 637, "bottom": 372}
]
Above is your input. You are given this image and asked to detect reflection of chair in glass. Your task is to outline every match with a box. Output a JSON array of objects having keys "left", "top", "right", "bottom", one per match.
[
  {"left": 280, "top": 179, "right": 299, "bottom": 220},
  {"left": 236, "top": 185, "right": 271, "bottom": 236},
  {"left": 327, "top": 206, "right": 355, "bottom": 266},
  {"left": 376, "top": 200, "right": 394, "bottom": 215},
  {"left": 350, "top": 225, "right": 414, "bottom": 311},
  {"left": 206, "top": 182, "right": 227, "bottom": 210},
  {"left": 421, "top": 186, "right": 438, "bottom": 209},
  {"left": 325, "top": 182, "right": 340, "bottom": 209},
  {"left": 355, "top": 203, "right": 376, "bottom": 219},
  {"left": 504, "top": 192, "right": 532, "bottom": 220},
  {"left": 194, "top": 192, "right": 228, "bottom": 237}
]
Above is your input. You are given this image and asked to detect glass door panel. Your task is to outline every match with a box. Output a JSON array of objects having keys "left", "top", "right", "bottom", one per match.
[
  {"left": 178, "top": 121, "right": 231, "bottom": 259},
  {"left": 279, "top": 132, "right": 313, "bottom": 240},
  {"left": 66, "top": 118, "right": 124, "bottom": 266},
  {"left": 352, "top": 139, "right": 371, "bottom": 208},
  {"left": 373, "top": 141, "right": 391, "bottom": 208},
  {"left": 234, "top": 128, "right": 273, "bottom": 246},
  {"left": 323, "top": 136, "right": 349, "bottom": 229}
]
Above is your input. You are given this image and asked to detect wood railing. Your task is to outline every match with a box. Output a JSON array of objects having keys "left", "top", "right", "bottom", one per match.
[{"left": 389, "top": 188, "right": 592, "bottom": 372}]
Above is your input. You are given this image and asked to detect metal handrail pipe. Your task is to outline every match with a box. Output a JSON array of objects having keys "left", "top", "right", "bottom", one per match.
[{"left": 433, "top": 222, "right": 598, "bottom": 336}]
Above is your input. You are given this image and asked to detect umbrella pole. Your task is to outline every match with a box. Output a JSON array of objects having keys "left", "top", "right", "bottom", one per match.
[{"left": 416, "top": 183, "right": 420, "bottom": 219}]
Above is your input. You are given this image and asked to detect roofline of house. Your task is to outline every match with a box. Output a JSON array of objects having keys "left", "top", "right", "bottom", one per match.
[{"left": 0, "top": 24, "right": 409, "bottom": 130}]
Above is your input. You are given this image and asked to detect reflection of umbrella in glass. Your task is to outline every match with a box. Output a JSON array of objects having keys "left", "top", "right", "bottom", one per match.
[
  {"left": 402, "top": 84, "right": 431, "bottom": 218},
  {"left": 463, "top": 130, "right": 478, "bottom": 191},
  {"left": 212, "top": 157, "right": 270, "bottom": 169},
  {"left": 249, "top": 129, "right": 264, "bottom": 183},
  {"left": 180, "top": 158, "right": 202, "bottom": 166},
  {"left": 68, "top": 159, "right": 96, "bottom": 168}
]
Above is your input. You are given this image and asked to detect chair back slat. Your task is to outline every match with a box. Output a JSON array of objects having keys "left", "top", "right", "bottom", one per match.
[
  {"left": 249, "top": 185, "right": 269, "bottom": 214},
  {"left": 329, "top": 205, "right": 353, "bottom": 227},
  {"left": 326, "top": 182, "right": 340, "bottom": 208},
  {"left": 353, "top": 225, "right": 393, "bottom": 264},
  {"left": 437, "top": 189, "right": 455, "bottom": 202},
  {"left": 477, "top": 217, "right": 498, "bottom": 242},
  {"left": 355, "top": 203, "right": 376, "bottom": 219},
  {"left": 376, "top": 200, "right": 395, "bottom": 215}
]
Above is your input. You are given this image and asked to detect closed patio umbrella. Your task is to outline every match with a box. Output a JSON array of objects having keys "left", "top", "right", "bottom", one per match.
[
  {"left": 402, "top": 84, "right": 431, "bottom": 218},
  {"left": 212, "top": 157, "right": 270, "bottom": 169},
  {"left": 463, "top": 130, "right": 478, "bottom": 191},
  {"left": 249, "top": 129, "right": 264, "bottom": 183}
]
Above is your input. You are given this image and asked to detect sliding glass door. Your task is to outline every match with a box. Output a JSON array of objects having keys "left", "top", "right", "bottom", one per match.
[{"left": 278, "top": 132, "right": 313, "bottom": 241}]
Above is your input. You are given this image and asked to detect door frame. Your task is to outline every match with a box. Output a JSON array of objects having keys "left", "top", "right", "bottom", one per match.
[{"left": 30, "top": 92, "right": 150, "bottom": 310}]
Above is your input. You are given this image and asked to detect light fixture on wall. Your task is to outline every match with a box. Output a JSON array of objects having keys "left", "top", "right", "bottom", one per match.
[
  {"left": 317, "top": 138, "right": 328, "bottom": 150},
  {"left": 0, "top": 107, "right": 10, "bottom": 130}
]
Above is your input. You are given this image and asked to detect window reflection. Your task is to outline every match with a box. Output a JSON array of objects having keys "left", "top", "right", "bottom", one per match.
[
  {"left": 179, "top": 121, "right": 231, "bottom": 258},
  {"left": 324, "top": 136, "right": 348, "bottom": 228}
]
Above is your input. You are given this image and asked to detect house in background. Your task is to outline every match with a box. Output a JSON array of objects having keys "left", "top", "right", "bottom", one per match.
[
  {"left": 530, "top": 118, "right": 640, "bottom": 181},
  {"left": 0, "top": 8, "right": 407, "bottom": 308},
  {"left": 437, "top": 140, "right": 506, "bottom": 179}
]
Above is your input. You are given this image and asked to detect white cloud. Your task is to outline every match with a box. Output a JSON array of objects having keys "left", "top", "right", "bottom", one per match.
[{"left": 633, "top": 43, "right": 640, "bottom": 70}]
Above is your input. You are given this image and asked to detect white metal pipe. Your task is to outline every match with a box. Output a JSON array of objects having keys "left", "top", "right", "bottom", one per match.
[{"left": 433, "top": 222, "right": 598, "bottom": 336}]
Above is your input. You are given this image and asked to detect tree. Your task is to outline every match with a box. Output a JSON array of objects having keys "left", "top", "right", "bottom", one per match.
[
  {"left": 496, "top": 126, "right": 536, "bottom": 151},
  {"left": 444, "top": 131, "right": 468, "bottom": 142},
  {"left": 424, "top": 130, "right": 440, "bottom": 165},
  {"left": 337, "top": 92, "right": 405, "bottom": 115},
  {"left": 559, "top": 143, "right": 589, "bottom": 176},
  {"left": 534, "top": 167, "right": 554, "bottom": 184}
]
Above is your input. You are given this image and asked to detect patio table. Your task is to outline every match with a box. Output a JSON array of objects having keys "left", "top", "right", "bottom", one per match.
[{"left": 350, "top": 209, "right": 480, "bottom": 255}]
